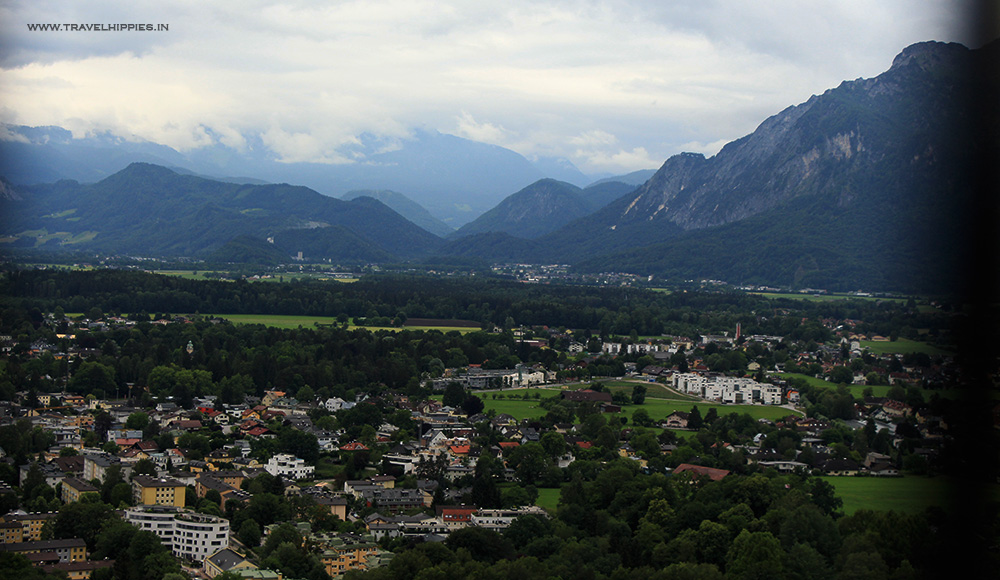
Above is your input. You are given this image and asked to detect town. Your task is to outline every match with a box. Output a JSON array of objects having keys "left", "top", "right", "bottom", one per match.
[{"left": 0, "top": 268, "right": 979, "bottom": 579}]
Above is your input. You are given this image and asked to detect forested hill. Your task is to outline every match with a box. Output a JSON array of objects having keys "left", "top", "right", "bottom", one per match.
[{"left": 0, "top": 163, "right": 444, "bottom": 262}]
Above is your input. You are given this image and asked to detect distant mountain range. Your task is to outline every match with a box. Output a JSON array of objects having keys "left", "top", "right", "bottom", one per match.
[
  {"left": 2, "top": 40, "right": 992, "bottom": 293},
  {"left": 451, "top": 179, "right": 635, "bottom": 239},
  {"left": 340, "top": 189, "right": 455, "bottom": 238},
  {"left": 0, "top": 126, "right": 612, "bottom": 227},
  {"left": 0, "top": 163, "right": 444, "bottom": 263}
]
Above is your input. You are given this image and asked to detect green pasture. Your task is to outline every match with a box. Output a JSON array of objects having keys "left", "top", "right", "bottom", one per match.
[
  {"left": 213, "top": 313, "right": 477, "bottom": 333},
  {"left": 821, "top": 475, "right": 966, "bottom": 515},
  {"left": 859, "top": 338, "right": 952, "bottom": 356},
  {"left": 773, "top": 372, "right": 952, "bottom": 401},
  {"left": 596, "top": 380, "right": 696, "bottom": 401},
  {"left": 751, "top": 292, "right": 907, "bottom": 304},
  {"left": 216, "top": 314, "right": 344, "bottom": 329},
  {"left": 480, "top": 387, "right": 798, "bottom": 422},
  {"left": 155, "top": 270, "right": 222, "bottom": 280},
  {"left": 534, "top": 487, "right": 562, "bottom": 512}
]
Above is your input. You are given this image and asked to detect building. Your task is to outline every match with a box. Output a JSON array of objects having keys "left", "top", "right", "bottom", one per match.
[
  {"left": 0, "top": 521, "right": 23, "bottom": 544},
  {"left": 204, "top": 547, "right": 257, "bottom": 578},
  {"left": 83, "top": 453, "right": 122, "bottom": 483},
  {"left": 313, "top": 533, "right": 383, "bottom": 577},
  {"left": 264, "top": 454, "right": 314, "bottom": 480},
  {"left": 132, "top": 475, "right": 186, "bottom": 507},
  {"left": 125, "top": 506, "right": 230, "bottom": 562},
  {"left": 60, "top": 477, "right": 99, "bottom": 503},
  {"left": 0, "top": 538, "right": 87, "bottom": 562},
  {"left": 0, "top": 512, "right": 58, "bottom": 542},
  {"left": 672, "top": 373, "right": 783, "bottom": 405}
]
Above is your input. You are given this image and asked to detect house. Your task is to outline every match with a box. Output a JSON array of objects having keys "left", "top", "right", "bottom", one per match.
[
  {"left": 204, "top": 548, "right": 257, "bottom": 578},
  {"left": 663, "top": 411, "right": 690, "bottom": 429},
  {"left": 672, "top": 463, "right": 730, "bottom": 482},
  {"left": 560, "top": 390, "right": 613, "bottom": 403},
  {"left": 264, "top": 454, "right": 314, "bottom": 480}
]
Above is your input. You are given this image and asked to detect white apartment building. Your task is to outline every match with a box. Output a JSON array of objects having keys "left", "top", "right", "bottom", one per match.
[
  {"left": 264, "top": 453, "right": 315, "bottom": 480},
  {"left": 673, "top": 373, "right": 783, "bottom": 405},
  {"left": 125, "top": 506, "right": 230, "bottom": 562}
]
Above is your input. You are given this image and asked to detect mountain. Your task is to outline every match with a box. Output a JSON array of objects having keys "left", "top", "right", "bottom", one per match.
[
  {"left": 0, "top": 126, "right": 549, "bottom": 227},
  {"left": 0, "top": 163, "right": 444, "bottom": 262},
  {"left": 586, "top": 169, "right": 657, "bottom": 187},
  {"left": 578, "top": 181, "right": 637, "bottom": 211},
  {"left": 445, "top": 41, "right": 991, "bottom": 292},
  {"left": 340, "top": 189, "right": 454, "bottom": 237},
  {"left": 452, "top": 179, "right": 592, "bottom": 239},
  {"left": 528, "top": 156, "right": 592, "bottom": 187}
]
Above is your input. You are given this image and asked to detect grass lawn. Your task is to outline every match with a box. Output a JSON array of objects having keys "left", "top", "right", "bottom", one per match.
[
  {"left": 752, "top": 292, "right": 907, "bottom": 304},
  {"left": 534, "top": 487, "right": 562, "bottom": 512},
  {"left": 859, "top": 338, "right": 952, "bottom": 356},
  {"left": 212, "top": 313, "right": 478, "bottom": 333},
  {"left": 627, "top": 399, "right": 798, "bottom": 422},
  {"left": 597, "top": 380, "right": 696, "bottom": 401},
  {"left": 216, "top": 313, "right": 344, "bottom": 329},
  {"left": 820, "top": 475, "right": 964, "bottom": 515},
  {"left": 773, "top": 372, "right": 954, "bottom": 401},
  {"left": 481, "top": 385, "right": 798, "bottom": 422},
  {"left": 483, "top": 389, "right": 562, "bottom": 420},
  {"left": 314, "top": 456, "right": 343, "bottom": 479}
]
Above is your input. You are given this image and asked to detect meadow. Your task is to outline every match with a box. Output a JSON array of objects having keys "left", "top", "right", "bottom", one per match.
[
  {"left": 213, "top": 313, "right": 478, "bottom": 333},
  {"left": 858, "top": 338, "right": 952, "bottom": 356},
  {"left": 481, "top": 385, "right": 799, "bottom": 422},
  {"left": 820, "top": 475, "right": 962, "bottom": 515}
]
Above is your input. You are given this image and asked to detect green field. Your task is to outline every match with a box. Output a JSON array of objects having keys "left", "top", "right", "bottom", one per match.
[
  {"left": 481, "top": 387, "right": 798, "bottom": 422},
  {"left": 821, "top": 475, "right": 965, "bottom": 515},
  {"left": 534, "top": 487, "right": 562, "bottom": 512},
  {"left": 859, "top": 338, "right": 952, "bottom": 356},
  {"left": 214, "top": 313, "right": 477, "bottom": 333},
  {"left": 216, "top": 314, "right": 344, "bottom": 328},
  {"left": 752, "top": 292, "right": 907, "bottom": 304}
]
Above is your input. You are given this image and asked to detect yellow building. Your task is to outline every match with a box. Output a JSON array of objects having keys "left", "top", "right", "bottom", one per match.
[
  {"left": 0, "top": 512, "right": 57, "bottom": 542},
  {"left": 131, "top": 475, "right": 186, "bottom": 507},
  {"left": 204, "top": 548, "right": 258, "bottom": 578},
  {"left": 0, "top": 521, "right": 23, "bottom": 544},
  {"left": 61, "top": 477, "right": 99, "bottom": 504}
]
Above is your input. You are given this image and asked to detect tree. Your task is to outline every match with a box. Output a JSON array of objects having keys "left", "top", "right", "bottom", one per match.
[
  {"left": 540, "top": 431, "right": 567, "bottom": 458},
  {"left": 506, "top": 443, "right": 548, "bottom": 485},
  {"left": 632, "top": 408, "right": 653, "bottom": 427},
  {"left": 443, "top": 382, "right": 466, "bottom": 408},
  {"left": 631, "top": 384, "right": 647, "bottom": 405},
  {"left": 726, "top": 529, "right": 784, "bottom": 580},
  {"left": 688, "top": 406, "right": 703, "bottom": 430},
  {"left": 461, "top": 394, "right": 485, "bottom": 416},
  {"left": 125, "top": 412, "right": 149, "bottom": 430}
]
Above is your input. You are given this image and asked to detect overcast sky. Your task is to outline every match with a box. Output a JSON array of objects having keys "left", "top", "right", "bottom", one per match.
[{"left": 0, "top": 0, "right": 981, "bottom": 175}]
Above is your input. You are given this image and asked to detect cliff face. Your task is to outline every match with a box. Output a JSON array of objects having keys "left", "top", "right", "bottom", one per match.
[{"left": 608, "top": 41, "right": 973, "bottom": 231}]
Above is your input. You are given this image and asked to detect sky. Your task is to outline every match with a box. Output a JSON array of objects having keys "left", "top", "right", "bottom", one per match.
[{"left": 0, "top": 0, "right": 982, "bottom": 176}]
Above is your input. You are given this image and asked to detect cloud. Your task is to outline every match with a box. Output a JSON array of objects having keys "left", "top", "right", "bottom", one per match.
[
  {"left": 0, "top": 1, "right": 971, "bottom": 175},
  {"left": 577, "top": 146, "right": 661, "bottom": 173},
  {"left": 454, "top": 111, "right": 511, "bottom": 145}
]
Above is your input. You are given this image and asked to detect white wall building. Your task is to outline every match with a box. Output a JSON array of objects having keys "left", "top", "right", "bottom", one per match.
[
  {"left": 673, "top": 373, "right": 783, "bottom": 405},
  {"left": 264, "top": 453, "right": 315, "bottom": 480},
  {"left": 125, "top": 506, "right": 230, "bottom": 562}
]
